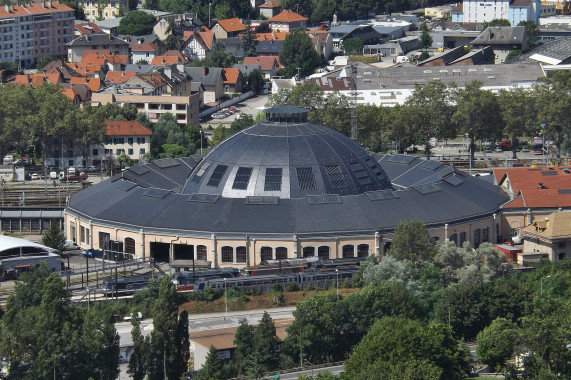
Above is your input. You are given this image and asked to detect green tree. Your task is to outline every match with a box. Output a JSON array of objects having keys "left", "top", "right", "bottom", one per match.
[
  {"left": 279, "top": 0, "right": 314, "bottom": 17},
  {"left": 160, "top": 144, "right": 190, "bottom": 158},
  {"left": 482, "top": 19, "right": 511, "bottom": 30},
  {"left": 128, "top": 0, "right": 139, "bottom": 11},
  {"left": 210, "top": 124, "right": 228, "bottom": 146},
  {"left": 404, "top": 80, "right": 453, "bottom": 159},
  {"left": 342, "top": 37, "right": 363, "bottom": 54},
  {"left": 128, "top": 316, "right": 148, "bottom": 380},
  {"left": 498, "top": 87, "right": 536, "bottom": 158},
  {"left": 344, "top": 317, "right": 470, "bottom": 380},
  {"left": 234, "top": 318, "right": 255, "bottom": 375},
  {"left": 82, "top": 310, "right": 121, "bottom": 380},
  {"left": 388, "top": 219, "right": 437, "bottom": 263},
  {"left": 505, "top": 49, "right": 522, "bottom": 62},
  {"left": 517, "top": 21, "right": 539, "bottom": 45},
  {"left": 247, "top": 68, "right": 265, "bottom": 94},
  {"left": 174, "top": 310, "right": 190, "bottom": 377},
  {"left": 418, "top": 22, "right": 433, "bottom": 51},
  {"left": 477, "top": 317, "right": 519, "bottom": 371},
  {"left": 148, "top": 276, "right": 188, "bottom": 380},
  {"left": 117, "top": 152, "right": 136, "bottom": 167},
  {"left": 252, "top": 312, "right": 280, "bottom": 371},
  {"left": 242, "top": 20, "right": 258, "bottom": 57},
  {"left": 117, "top": 10, "right": 157, "bottom": 35},
  {"left": 42, "top": 220, "right": 66, "bottom": 253},
  {"left": 279, "top": 30, "right": 321, "bottom": 77},
  {"left": 192, "top": 41, "right": 236, "bottom": 68},
  {"left": 36, "top": 55, "right": 53, "bottom": 72},
  {"left": 196, "top": 345, "right": 224, "bottom": 380},
  {"left": 229, "top": 114, "right": 255, "bottom": 134},
  {"left": 150, "top": 113, "right": 189, "bottom": 158},
  {"left": 451, "top": 80, "right": 502, "bottom": 166}
]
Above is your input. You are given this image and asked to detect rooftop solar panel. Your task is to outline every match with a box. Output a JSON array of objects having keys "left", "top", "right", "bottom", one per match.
[
  {"left": 122, "top": 172, "right": 137, "bottom": 183},
  {"left": 246, "top": 196, "right": 280, "bottom": 205},
  {"left": 413, "top": 183, "right": 441, "bottom": 194},
  {"left": 296, "top": 167, "right": 316, "bottom": 191},
  {"left": 232, "top": 167, "right": 253, "bottom": 190},
  {"left": 142, "top": 188, "right": 170, "bottom": 199},
  {"left": 325, "top": 165, "right": 346, "bottom": 188},
  {"left": 365, "top": 190, "right": 399, "bottom": 201},
  {"left": 541, "top": 171, "right": 558, "bottom": 176},
  {"left": 187, "top": 193, "right": 220, "bottom": 203},
  {"left": 420, "top": 160, "right": 443, "bottom": 170},
  {"left": 264, "top": 168, "right": 282, "bottom": 191},
  {"left": 154, "top": 158, "right": 180, "bottom": 168},
  {"left": 307, "top": 194, "right": 342, "bottom": 205},
  {"left": 438, "top": 166, "right": 455, "bottom": 178},
  {"left": 207, "top": 164, "right": 228, "bottom": 187},
  {"left": 444, "top": 175, "right": 463, "bottom": 186},
  {"left": 129, "top": 165, "right": 150, "bottom": 175},
  {"left": 388, "top": 155, "right": 416, "bottom": 164},
  {"left": 115, "top": 180, "right": 137, "bottom": 192},
  {"left": 558, "top": 189, "right": 571, "bottom": 194},
  {"left": 192, "top": 161, "right": 211, "bottom": 183}
]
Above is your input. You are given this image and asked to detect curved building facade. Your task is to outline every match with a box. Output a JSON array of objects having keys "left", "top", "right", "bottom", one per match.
[{"left": 64, "top": 105, "right": 510, "bottom": 268}]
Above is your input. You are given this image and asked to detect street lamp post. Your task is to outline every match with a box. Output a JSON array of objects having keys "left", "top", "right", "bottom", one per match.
[
  {"left": 541, "top": 275, "right": 552, "bottom": 296},
  {"left": 224, "top": 277, "right": 228, "bottom": 315},
  {"left": 208, "top": 3, "right": 211, "bottom": 28},
  {"left": 336, "top": 269, "right": 339, "bottom": 301}
]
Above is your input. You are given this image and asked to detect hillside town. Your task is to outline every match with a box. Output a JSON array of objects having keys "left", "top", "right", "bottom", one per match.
[{"left": 0, "top": 0, "right": 571, "bottom": 378}]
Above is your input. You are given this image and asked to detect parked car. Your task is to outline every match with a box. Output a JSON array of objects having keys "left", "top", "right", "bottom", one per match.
[
  {"left": 82, "top": 249, "right": 103, "bottom": 258},
  {"left": 31, "top": 173, "right": 39, "bottom": 180},
  {"left": 228, "top": 106, "right": 239, "bottom": 113},
  {"left": 495, "top": 146, "right": 503, "bottom": 152},
  {"left": 484, "top": 147, "right": 492, "bottom": 153},
  {"left": 521, "top": 146, "right": 530, "bottom": 153},
  {"left": 211, "top": 113, "right": 226, "bottom": 119},
  {"left": 63, "top": 240, "right": 80, "bottom": 251}
]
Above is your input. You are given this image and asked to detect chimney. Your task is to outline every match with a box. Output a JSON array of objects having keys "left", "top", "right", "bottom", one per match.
[
  {"left": 47, "top": 0, "right": 52, "bottom": 7},
  {"left": 4, "top": 4, "right": 9, "bottom": 12},
  {"left": 538, "top": 183, "right": 544, "bottom": 189}
]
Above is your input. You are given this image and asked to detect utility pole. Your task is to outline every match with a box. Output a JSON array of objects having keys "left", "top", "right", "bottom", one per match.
[{"left": 350, "top": 63, "right": 358, "bottom": 142}]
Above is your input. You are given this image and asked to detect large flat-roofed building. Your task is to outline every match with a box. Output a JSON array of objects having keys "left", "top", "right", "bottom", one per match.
[
  {"left": 0, "top": 1, "right": 74, "bottom": 69},
  {"left": 64, "top": 105, "right": 509, "bottom": 268}
]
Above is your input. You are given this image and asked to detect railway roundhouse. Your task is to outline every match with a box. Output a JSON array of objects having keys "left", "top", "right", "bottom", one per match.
[{"left": 64, "top": 105, "right": 509, "bottom": 268}]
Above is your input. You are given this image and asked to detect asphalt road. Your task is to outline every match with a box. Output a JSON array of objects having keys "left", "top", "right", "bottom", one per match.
[{"left": 275, "top": 364, "right": 345, "bottom": 379}]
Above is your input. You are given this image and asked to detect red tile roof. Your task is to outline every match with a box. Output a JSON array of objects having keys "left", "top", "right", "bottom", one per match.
[
  {"left": 105, "top": 119, "right": 153, "bottom": 136},
  {"left": 504, "top": 189, "right": 571, "bottom": 209},
  {"left": 131, "top": 42, "right": 159, "bottom": 52},
  {"left": 105, "top": 71, "right": 137, "bottom": 84},
  {"left": 184, "top": 28, "right": 215, "bottom": 50},
  {"left": 70, "top": 77, "right": 101, "bottom": 91},
  {"left": 0, "top": 1, "right": 72, "bottom": 17},
  {"left": 216, "top": 17, "right": 246, "bottom": 33},
  {"left": 14, "top": 73, "right": 61, "bottom": 87},
  {"left": 497, "top": 167, "right": 571, "bottom": 195},
  {"left": 269, "top": 10, "right": 308, "bottom": 23},
  {"left": 75, "top": 22, "right": 102, "bottom": 35},
  {"left": 61, "top": 87, "right": 79, "bottom": 102},
  {"left": 81, "top": 50, "right": 128, "bottom": 65},
  {"left": 223, "top": 68, "right": 240, "bottom": 84},
  {"left": 151, "top": 55, "right": 180, "bottom": 65},
  {"left": 254, "top": 32, "right": 289, "bottom": 41},
  {"left": 243, "top": 56, "right": 281, "bottom": 71},
  {"left": 65, "top": 62, "right": 102, "bottom": 76},
  {"left": 259, "top": 0, "right": 280, "bottom": 8}
]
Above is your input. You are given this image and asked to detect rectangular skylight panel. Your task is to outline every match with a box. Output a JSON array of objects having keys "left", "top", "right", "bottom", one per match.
[
  {"left": 307, "top": 194, "right": 342, "bottom": 204},
  {"left": 325, "top": 165, "right": 347, "bottom": 188},
  {"left": 232, "top": 167, "right": 253, "bottom": 190},
  {"left": 192, "top": 161, "right": 210, "bottom": 183},
  {"left": 296, "top": 167, "right": 316, "bottom": 191},
  {"left": 129, "top": 166, "right": 150, "bottom": 175},
  {"left": 115, "top": 180, "right": 137, "bottom": 192},
  {"left": 246, "top": 196, "right": 280, "bottom": 205},
  {"left": 154, "top": 158, "right": 180, "bottom": 168},
  {"left": 142, "top": 188, "right": 170, "bottom": 198},
  {"left": 264, "top": 168, "right": 282, "bottom": 191},
  {"left": 207, "top": 164, "right": 228, "bottom": 187},
  {"left": 187, "top": 193, "right": 219, "bottom": 203}
]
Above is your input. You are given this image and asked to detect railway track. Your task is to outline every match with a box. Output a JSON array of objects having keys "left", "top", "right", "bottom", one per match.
[{"left": 0, "top": 184, "right": 83, "bottom": 207}]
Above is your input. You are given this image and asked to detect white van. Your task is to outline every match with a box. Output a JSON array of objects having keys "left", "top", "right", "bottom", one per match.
[
  {"left": 68, "top": 167, "right": 76, "bottom": 175},
  {"left": 396, "top": 56, "right": 410, "bottom": 63}
]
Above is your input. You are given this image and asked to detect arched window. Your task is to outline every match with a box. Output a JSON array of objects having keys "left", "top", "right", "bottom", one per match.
[
  {"left": 221, "top": 246, "right": 233, "bottom": 263},
  {"left": 474, "top": 228, "right": 481, "bottom": 248},
  {"left": 236, "top": 246, "right": 247, "bottom": 263},
  {"left": 124, "top": 237, "right": 136, "bottom": 259},
  {"left": 303, "top": 247, "right": 315, "bottom": 257},
  {"left": 459, "top": 232, "right": 467, "bottom": 246},
  {"left": 449, "top": 233, "right": 458, "bottom": 247},
  {"left": 482, "top": 226, "right": 489, "bottom": 243},
  {"left": 342, "top": 244, "right": 354, "bottom": 258},
  {"left": 196, "top": 245, "right": 207, "bottom": 261},
  {"left": 276, "top": 247, "right": 287, "bottom": 260},
  {"left": 357, "top": 244, "right": 369, "bottom": 257},
  {"left": 261, "top": 246, "right": 273, "bottom": 263},
  {"left": 318, "top": 246, "right": 329, "bottom": 260}
]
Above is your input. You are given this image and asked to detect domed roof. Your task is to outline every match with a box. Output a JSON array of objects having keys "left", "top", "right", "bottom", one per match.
[{"left": 182, "top": 105, "right": 393, "bottom": 199}]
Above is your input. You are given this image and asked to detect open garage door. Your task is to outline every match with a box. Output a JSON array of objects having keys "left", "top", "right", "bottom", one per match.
[
  {"left": 174, "top": 244, "right": 194, "bottom": 260},
  {"left": 150, "top": 242, "right": 170, "bottom": 263}
]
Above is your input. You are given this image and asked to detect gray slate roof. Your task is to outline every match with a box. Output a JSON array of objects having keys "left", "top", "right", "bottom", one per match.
[
  {"left": 66, "top": 116, "right": 509, "bottom": 239},
  {"left": 184, "top": 67, "right": 223, "bottom": 86},
  {"left": 256, "top": 40, "right": 283, "bottom": 54},
  {"left": 508, "top": 36, "right": 571, "bottom": 64},
  {"left": 471, "top": 26, "right": 526, "bottom": 46}
]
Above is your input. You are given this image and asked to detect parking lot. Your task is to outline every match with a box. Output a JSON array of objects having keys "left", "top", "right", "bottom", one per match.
[{"left": 202, "top": 94, "right": 269, "bottom": 128}]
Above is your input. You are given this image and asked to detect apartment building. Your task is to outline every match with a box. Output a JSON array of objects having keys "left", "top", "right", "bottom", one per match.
[
  {"left": 79, "top": 0, "right": 129, "bottom": 21},
  {"left": 102, "top": 119, "right": 152, "bottom": 160},
  {"left": 0, "top": 1, "right": 74, "bottom": 69}
]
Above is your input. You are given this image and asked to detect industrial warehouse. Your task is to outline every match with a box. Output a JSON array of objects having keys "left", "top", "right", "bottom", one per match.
[{"left": 64, "top": 105, "right": 510, "bottom": 268}]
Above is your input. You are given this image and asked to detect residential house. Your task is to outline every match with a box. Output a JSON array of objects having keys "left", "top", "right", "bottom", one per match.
[
  {"left": 218, "top": 37, "right": 244, "bottom": 58},
  {"left": 105, "top": 70, "right": 137, "bottom": 84},
  {"left": 243, "top": 56, "right": 281, "bottom": 79},
  {"left": 182, "top": 28, "right": 215, "bottom": 59},
  {"left": 493, "top": 167, "right": 571, "bottom": 242},
  {"left": 184, "top": 66, "right": 224, "bottom": 105},
  {"left": 429, "top": 29, "right": 481, "bottom": 50},
  {"left": 0, "top": 1, "right": 74, "bottom": 69},
  {"left": 328, "top": 25, "right": 381, "bottom": 53},
  {"left": 362, "top": 36, "right": 419, "bottom": 58},
  {"left": 258, "top": 0, "right": 280, "bottom": 18},
  {"left": 151, "top": 65, "right": 195, "bottom": 96},
  {"left": 222, "top": 68, "right": 243, "bottom": 93},
  {"left": 66, "top": 33, "right": 130, "bottom": 62},
  {"left": 92, "top": 88, "right": 201, "bottom": 126},
  {"left": 425, "top": 4, "right": 456, "bottom": 19},
  {"left": 233, "top": 63, "right": 263, "bottom": 77},
  {"left": 93, "top": 17, "right": 120, "bottom": 35},
  {"left": 79, "top": 0, "right": 130, "bottom": 21},
  {"left": 255, "top": 39, "right": 283, "bottom": 56},
  {"left": 254, "top": 32, "right": 289, "bottom": 42},
  {"left": 306, "top": 30, "right": 333, "bottom": 60},
  {"left": 65, "top": 62, "right": 106, "bottom": 78},
  {"left": 74, "top": 22, "right": 103, "bottom": 36},
  {"left": 153, "top": 13, "right": 203, "bottom": 40},
  {"left": 452, "top": 0, "right": 541, "bottom": 25},
  {"left": 131, "top": 42, "right": 160, "bottom": 64},
  {"left": 69, "top": 77, "right": 102, "bottom": 92},
  {"left": 519, "top": 211, "right": 571, "bottom": 263},
  {"left": 14, "top": 72, "right": 61, "bottom": 87},
  {"left": 151, "top": 54, "right": 184, "bottom": 65},
  {"left": 268, "top": 10, "right": 307, "bottom": 32},
  {"left": 371, "top": 26, "right": 406, "bottom": 41},
  {"left": 101, "top": 119, "right": 152, "bottom": 161},
  {"left": 212, "top": 17, "right": 246, "bottom": 39},
  {"left": 81, "top": 49, "right": 128, "bottom": 71},
  {"left": 60, "top": 85, "right": 89, "bottom": 106},
  {"left": 122, "top": 74, "right": 168, "bottom": 95},
  {"left": 470, "top": 26, "right": 528, "bottom": 63}
]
